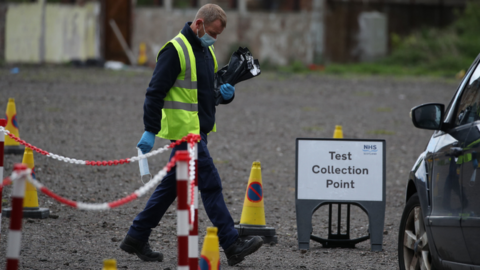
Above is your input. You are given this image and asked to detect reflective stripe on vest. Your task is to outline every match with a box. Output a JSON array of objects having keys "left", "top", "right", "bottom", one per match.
[
  {"left": 156, "top": 32, "right": 218, "bottom": 140},
  {"left": 171, "top": 36, "right": 197, "bottom": 90},
  {"left": 163, "top": 100, "right": 198, "bottom": 111}
]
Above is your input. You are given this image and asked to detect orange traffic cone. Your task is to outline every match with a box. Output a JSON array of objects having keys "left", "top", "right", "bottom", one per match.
[
  {"left": 4, "top": 98, "right": 24, "bottom": 155},
  {"left": 234, "top": 161, "right": 277, "bottom": 244},
  {"left": 3, "top": 147, "right": 50, "bottom": 219},
  {"left": 198, "top": 227, "right": 220, "bottom": 270}
]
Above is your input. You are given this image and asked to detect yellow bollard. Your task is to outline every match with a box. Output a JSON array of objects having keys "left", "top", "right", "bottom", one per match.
[
  {"left": 102, "top": 259, "right": 117, "bottom": 270},
  {"left": 333, "top": 125, "right": 344, "bottom": 139},
  {"left": 199, "top": 227, "right": 220, "bottom": 270},
  {"left": 4, "top": 98, "right": 24, "bottom": 154}
]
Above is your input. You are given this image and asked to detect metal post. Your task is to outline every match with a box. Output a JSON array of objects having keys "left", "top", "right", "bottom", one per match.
[
  {"left": 337, "top": 203, "right": 341, "bottom": 235},
  {"left": 347, "top": 204, "right": 351, "bottom": 235},
  {"left": 188, "top": 143, "right": 198, "bottom": 270},
  {"left": 176, "top": 150, "right": 190, "bottom": 270},
  {"left": 328, "top": 203, "right": 332, "bottom": 236},
  {"left": 6, "top": 164, "right": 28, "bottom": 270}
]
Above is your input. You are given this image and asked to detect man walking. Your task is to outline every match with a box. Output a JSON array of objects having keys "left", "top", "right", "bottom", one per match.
[{"left": 120, "top": 4, "right": 263, "bottom": 266}]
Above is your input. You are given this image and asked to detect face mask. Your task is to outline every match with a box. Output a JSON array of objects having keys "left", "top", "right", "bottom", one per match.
[
  {"left": 197, "top": 22, "right": 216, "bottom": 47},
  {"left": 137, "top": 147, "right": 151, "bottom": 184}
]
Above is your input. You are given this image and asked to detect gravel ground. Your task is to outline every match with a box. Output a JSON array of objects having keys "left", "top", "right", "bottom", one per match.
[{"left": 0, "top": 66, "right": 457, "bottom": 269}]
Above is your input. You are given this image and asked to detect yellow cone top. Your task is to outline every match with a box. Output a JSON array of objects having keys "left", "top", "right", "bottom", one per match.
[
  {"left": 240, "top": 161, "right": 266, "bottom": 226},
  {"left": 333, "top": 125, "right": 343, "bottom": 139},
  {"left": 5, "top": 98, "right": 20, "bottom": 146},
  {"left": 22, "top": 147, "right": 39, "bottom": 208},
  {"left": 22, "top": 147, "right": 34, "bottom": 169},
  {"left": 102, "top": 259, "right": 117, "bottom": 270},
  {"left": 199, "top": 227, "right": 220, "bottom": 270}
]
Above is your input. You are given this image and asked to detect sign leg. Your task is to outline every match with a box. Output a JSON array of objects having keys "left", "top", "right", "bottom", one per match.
[
  {"left": 367, "top": 203, "right": 385, "bottom": 251},
  {"left": 296, "top": 202, "right": 314, "bottom": 250}
]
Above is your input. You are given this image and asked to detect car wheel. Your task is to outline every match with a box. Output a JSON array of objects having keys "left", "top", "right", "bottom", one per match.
[{"left": 398, "top": 193, "right": 432, "bottom": 270}]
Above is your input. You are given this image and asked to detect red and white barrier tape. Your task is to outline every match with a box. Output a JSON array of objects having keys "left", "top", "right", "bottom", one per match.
[
  {"left": 188, "top": 144, "right": 199, "bottom": 269},
  {"left": 0, "top": 126, "right": 200, "bottom": 167},
  {"left": 188, "top": 145, "right": 196, "bottom": 226},
  {"left": 5, "top": 157, "right": 180, "bottom": 211}
]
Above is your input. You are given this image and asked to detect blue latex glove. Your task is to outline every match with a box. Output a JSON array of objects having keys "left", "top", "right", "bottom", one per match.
[
  {"left": 220, "top": 83, "right": 235, "bottom": 100},
  {"left": 137, "top": 131, "right": 155, "bottom": 154}
]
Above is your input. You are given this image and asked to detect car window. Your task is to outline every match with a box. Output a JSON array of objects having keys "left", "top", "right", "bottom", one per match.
[{"left": 454, "top": 63, "right": 480, "bottom": 126}]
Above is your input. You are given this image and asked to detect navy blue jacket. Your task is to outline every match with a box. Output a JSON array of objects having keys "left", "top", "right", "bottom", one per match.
[{"left": 143, "top": 22, "right": 233, "bottom": 135}]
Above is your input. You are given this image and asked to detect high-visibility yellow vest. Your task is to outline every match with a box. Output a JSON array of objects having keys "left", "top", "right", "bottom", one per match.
[{"left": 156, "top": 33, "right": 218, "bottom": 140}]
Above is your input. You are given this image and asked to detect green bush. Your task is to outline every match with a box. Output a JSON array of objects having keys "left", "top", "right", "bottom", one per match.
[
  {"left": 381, "top": 1, "right": 480, "bottom": 74},
  {"left": 323, "top": 1, "right": 480, "bottom": 77}
]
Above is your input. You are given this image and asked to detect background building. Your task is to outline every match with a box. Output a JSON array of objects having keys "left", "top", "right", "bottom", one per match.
[{"left": 0, "top": 0, "right": 468, "bottom": 66}]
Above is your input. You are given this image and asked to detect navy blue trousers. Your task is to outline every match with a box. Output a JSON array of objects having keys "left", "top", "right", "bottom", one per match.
[{"left": 127, "top": 133, "right": 238, "bottom": 250}]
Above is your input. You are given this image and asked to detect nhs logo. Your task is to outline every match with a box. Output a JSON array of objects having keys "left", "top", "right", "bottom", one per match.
[{"left": 363, "top": 145, "right": 378, "bottom": 153}]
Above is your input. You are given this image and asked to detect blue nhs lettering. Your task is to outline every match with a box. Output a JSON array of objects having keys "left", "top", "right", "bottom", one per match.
[{"left": 363, "top": 145, "right": 378, "bottom": 152}]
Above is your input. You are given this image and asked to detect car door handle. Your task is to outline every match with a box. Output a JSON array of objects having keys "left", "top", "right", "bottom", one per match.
[{"left": 449, "top": 147, "right": 464, "bottom": 157}]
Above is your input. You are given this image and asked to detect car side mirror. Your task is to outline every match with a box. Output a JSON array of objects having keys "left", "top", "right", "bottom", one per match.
[{"left": 410, "top": 103, "right": 445, "bottom": 130}]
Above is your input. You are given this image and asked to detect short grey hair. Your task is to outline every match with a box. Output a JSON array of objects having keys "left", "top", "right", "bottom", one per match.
[{"left": 194, "top": 4, "right": 227, "bottom": 28}]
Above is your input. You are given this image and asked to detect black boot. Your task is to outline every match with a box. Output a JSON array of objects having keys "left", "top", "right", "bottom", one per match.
[
  {"left": 224, "top": 236, "right": 263, "bottom": 266},
  {"left": 120, "top": 235, "right": 163, "bottom": 262}
]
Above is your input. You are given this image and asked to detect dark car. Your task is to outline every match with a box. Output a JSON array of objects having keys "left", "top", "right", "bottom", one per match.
[{"left": 399, "top": 54, "right": 480, "bottom": 270}]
